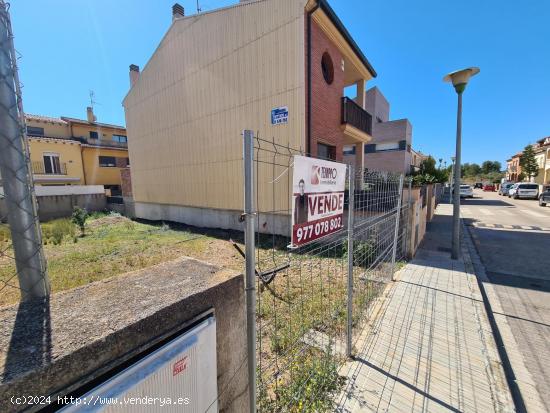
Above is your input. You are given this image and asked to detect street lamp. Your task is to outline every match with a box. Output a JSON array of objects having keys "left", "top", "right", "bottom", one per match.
[
  {"left": 449, "top": 156, "right": 456, "bottom": 204},
  {"left": 444, "top": 67, "right": 480, "bottom": 260}
]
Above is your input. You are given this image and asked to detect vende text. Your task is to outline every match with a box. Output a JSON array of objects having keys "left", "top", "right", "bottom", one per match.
[{"left": 308, "top": 192, "right": 344, "bottom": 221}]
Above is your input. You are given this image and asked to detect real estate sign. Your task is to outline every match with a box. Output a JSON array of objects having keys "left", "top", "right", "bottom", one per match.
[
  {"left": 271, "top": 106, "right": 289, "bottom": 125},
  {"left": 291, "top": 155, "right": 347, "bottom": 247}
]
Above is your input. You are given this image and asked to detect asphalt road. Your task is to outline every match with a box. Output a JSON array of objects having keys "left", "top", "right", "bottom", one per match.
[{"left": 461, "top": 189, "right": 550, "bottom": 411}]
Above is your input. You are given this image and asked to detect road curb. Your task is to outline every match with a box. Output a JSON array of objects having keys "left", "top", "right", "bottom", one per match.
[{"left": 463, "top": 222, "right": 546, "bottom": 413}]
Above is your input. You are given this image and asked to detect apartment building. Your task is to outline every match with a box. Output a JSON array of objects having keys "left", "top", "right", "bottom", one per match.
[
  {"left": 123, "top": 0, "right": 377, "bottom": 231},
  {"left": 506, "top": 152, "right": 522, "bottom": 182},
  {"left": 506, "top": 138, "right": 550, "bottom": 184},
  {"left": 343, "top": 87, "right": 420, "bottom": 175},
  {"left": 23, "top": 108, "right": 129, "bottom": 195},
  {"left": 534, "top": 137, "right": 550, "bottom": 185}
]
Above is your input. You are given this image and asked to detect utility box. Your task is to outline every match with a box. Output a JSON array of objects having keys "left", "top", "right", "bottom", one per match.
[{"left": 61, "top": 316, "right": 217, "bottom": 412}]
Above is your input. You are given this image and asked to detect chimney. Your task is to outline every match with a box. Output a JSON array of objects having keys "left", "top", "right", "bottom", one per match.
[
  {"left": 86, "top": 106, "right": 96, "bottom": 123},
  {"left": 129, "top": 64, "right": 140, "bottom": 87},
  {"left": 172, "top": 3, "right": 184, "bottom": 20}
]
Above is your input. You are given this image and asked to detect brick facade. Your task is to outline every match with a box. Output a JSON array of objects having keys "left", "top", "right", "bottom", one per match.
[
  {"left": 120, "top": 167, "right": 133, "bottom": 198},
  {"left": 307, "top": 17, "right": 346, "bottom": 161}
]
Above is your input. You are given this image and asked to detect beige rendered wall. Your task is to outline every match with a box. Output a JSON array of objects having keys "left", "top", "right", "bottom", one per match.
[
  {"left": 25, "top": 118, "right": 70, "bottom": 139},
  {"left": 82, "top": 147, "right": 128, "bottom": 186},
  {"left": 124, "top": 0, "right": 307, "bottom": 213},
  {"left": 71, "top": 123, "right": 127, "bottom": 143},
  {"left": 28, "top": 138, "right": 85, "bottom": 184}
]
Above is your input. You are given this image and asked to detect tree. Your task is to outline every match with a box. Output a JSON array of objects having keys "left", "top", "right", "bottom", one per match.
[
  {"left": 519, "top": 145, "right": 539, "bottom": 181},
  {"left": 481, "top": 161, "right": 501, "bottom": 175},
  {"left": 413, "top": 156, "right": 448, "bottom": 184},
  {"left": 462, "top": 163, "right": 481, "bottom": 178}
]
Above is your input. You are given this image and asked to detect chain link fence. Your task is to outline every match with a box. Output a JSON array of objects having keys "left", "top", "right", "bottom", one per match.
[
  {"left": 0, "top": 0, "right": 49, "bottom": 304},
  {"left": 243, "top": 133, "right": 410, "bottom": 412}
]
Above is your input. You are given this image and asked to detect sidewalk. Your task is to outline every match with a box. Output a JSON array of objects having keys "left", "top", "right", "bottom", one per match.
[{"left": 336, "top": 204, "right": 514, "bottom": 412}]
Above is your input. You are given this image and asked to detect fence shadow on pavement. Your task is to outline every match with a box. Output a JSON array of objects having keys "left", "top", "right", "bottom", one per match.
[{"left": 2, "top": 297, "right": 51, "bottom": 383}]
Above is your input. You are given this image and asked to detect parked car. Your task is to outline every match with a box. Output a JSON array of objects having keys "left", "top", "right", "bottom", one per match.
[
  {"left": 483, "top": 184, "right": 495, "bottom": 192},
  {"left": 508, "top": 183, "right": 539, "bottom": 199},
  {"left": 498, "top": 182, "right": 514, "bottom": 196},
  {"left": 539, "top": 188, "right": 550, "bottom": 207},
  {"left": 459, "top": 184, "right": 474, "bottom": 198},
  {"left": 474, "top": 182, "right": 483, "bottom": 189}
]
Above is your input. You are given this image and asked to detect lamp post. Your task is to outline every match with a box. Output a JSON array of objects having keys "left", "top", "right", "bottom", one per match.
[
  {"left": 449, "top": 156, "right": 455, "bottom": 204},
  {"left": 444, "top": 67, "right": 480, "bottom": 260}
]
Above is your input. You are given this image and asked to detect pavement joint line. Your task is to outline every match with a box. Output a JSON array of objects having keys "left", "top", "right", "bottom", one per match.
[{"left": 463, "top": 221, "right": 546, "bottom": 413}]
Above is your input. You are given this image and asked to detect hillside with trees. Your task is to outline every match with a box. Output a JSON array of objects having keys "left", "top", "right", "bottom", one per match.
[{"left": 461, "top": 160, "right": 504, "bottom": 183}]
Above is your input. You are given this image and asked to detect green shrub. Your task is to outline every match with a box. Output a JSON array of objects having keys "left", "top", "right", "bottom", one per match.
[
  {"left": 51, "top": 219, "right": 76, "bottom": 245},
  {"left": 260, "top": 349, "right": 344, "bottom": 412},
  {"left": 343, "top": 239, "right": 375, "bottom": 268},
  {"left": 72, "top": 206, "right": 89, "bottom": 236},
  {"left": 42, "top": 219, "right": 76, "bottom": 245}
]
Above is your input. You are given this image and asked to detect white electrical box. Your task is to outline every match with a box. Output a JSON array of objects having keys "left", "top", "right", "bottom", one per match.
[{"left": 60, "top": 316, "right": 217, "bottom": 412}]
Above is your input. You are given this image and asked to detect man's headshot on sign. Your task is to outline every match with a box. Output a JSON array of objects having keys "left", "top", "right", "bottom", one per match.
[{"left": 294, "top": 179, "right": 308, "bottom": 225}]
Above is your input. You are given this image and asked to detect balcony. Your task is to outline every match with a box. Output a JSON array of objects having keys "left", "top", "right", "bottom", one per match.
[
  {"left": 32, "top": 161, "right": 67, "bottom": 175},
  {"left": 77, "top": 137, "right": 128, "bottom": 149},
  {"left": 341, "top": 96, "right": 372, "bottom": 136}
]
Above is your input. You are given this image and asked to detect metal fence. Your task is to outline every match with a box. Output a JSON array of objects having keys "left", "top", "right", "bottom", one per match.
[
  {"left": 0, "top": 0, "right": 49, "bottom": 304},
  {"left": 242, "top": 131, "right": 411, "bottom": 412}
]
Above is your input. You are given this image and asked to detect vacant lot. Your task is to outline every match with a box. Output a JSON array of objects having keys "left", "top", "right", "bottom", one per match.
[
  {"left": 0, "top": 214, "right": 245, "bottom": 307},
  {"left": 1, "top": 214, "right": 391, "bottom": 411}
]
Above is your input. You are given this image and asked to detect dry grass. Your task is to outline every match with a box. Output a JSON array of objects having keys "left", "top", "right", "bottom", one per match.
[{"left": 0, "top": 214, "right": 246, "bottom": 307}]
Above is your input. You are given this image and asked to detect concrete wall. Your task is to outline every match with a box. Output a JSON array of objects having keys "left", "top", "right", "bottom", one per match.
[
  {"left": 0, "top": 258, "right": 248, "bottom": 413},
  {"left": 37, "top": 194, "right": 107, "bottom": 221},
  {"left": 0, "top": 193, "right": 107, "bottom": 222},
  {"left": 135, "top": 201, "right": 290, "bottom": 236},
  {"left": 404, "top": 186, "right": 433, "bottom": 258}
]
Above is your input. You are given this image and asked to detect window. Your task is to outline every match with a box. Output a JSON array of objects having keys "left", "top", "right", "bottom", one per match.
[
  {"left": 99, "top": 156, "right": 116, "bottom": 167},
  {"left": 89, "top": 131, "right": 99, "bottom": 140},
  {"left": 27, "top": 126, "right": 44, "bottom": 136},
  {"left": 112, "top": 134, "right": 128, "bottom": 143},
  {"left": 104, "top": 185, "right": 122, "bottom": 197},
  {"left": 375, "top": 142, "right": 400, "bottom": 152},
  {"left": 343, "top": 145, "right": 356, "bottom": 155},
  {"left": 317, "top": 143, "right": 336, "bottom": 161},
  {"left": 321, "top": 52, "right": 334, "bottom": 85},
  {"left": 43, "top": 153, "right": 61, "bottom": 174}
]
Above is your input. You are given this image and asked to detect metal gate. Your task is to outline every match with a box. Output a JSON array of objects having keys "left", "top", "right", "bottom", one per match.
[{"left": 242, "top": 131, "right": 410, "bottom": 412}]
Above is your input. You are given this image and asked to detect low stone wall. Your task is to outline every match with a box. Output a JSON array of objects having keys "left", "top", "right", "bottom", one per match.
[
  {"left": 0, "top": 257, "right": 248, "bottom": 412},
  {"left": 405, "top": 186, "right": 431, "bottom": 258}
]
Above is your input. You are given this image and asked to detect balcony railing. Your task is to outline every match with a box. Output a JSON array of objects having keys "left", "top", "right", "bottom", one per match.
[
  {"left": 80, "top": 137, "right": 128, "bottom": 149},
  {"left": 341, "top": 96, "right": 372, "bottom": 136},
  {"left": 32, "top": 161, "right": 67, "bottom": 175}
]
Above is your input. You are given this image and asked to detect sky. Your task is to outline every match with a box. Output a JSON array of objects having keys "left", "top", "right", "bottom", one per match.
[{"left": 10, "top": 0, "right": 550, "bottom": 167}]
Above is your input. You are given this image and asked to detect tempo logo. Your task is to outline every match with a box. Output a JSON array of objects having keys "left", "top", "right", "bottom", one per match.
[
  {"left": 311, "top": 165, "right": 320, "bottom": 185},
  {"left": 311, "top": 165, "right": 338, "bottom": 185},
  {"left": 172, "top": 356, "right": 188, "bottom": 377}
]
